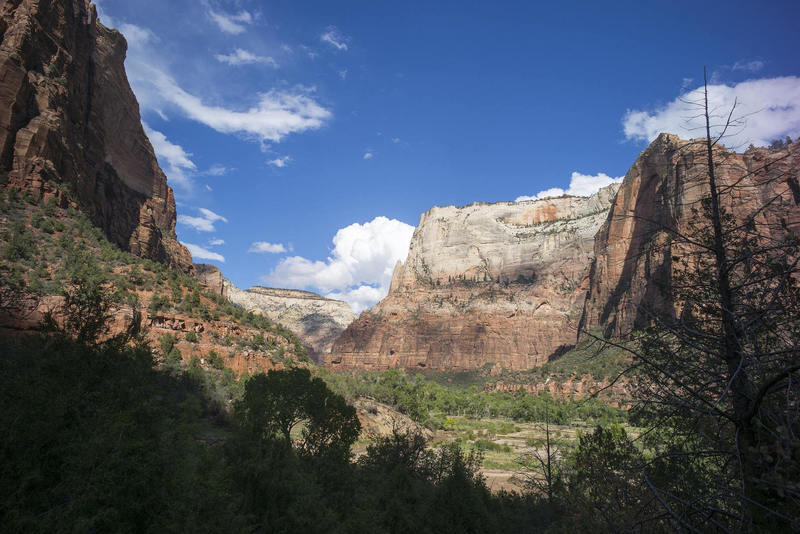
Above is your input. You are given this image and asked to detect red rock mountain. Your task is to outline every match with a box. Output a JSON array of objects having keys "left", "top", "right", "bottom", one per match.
[
  {"left": 329, "top": 135, "right": 800, "bottom": 372},
  {"left": 327, "top": 186, "right": 619, "bottom": 371},
  {"left": 580, "top": 134, "right": 800, "bottom": 338},
  {"left": 0, "top": 0, "right": 192, "bottom": 271}
]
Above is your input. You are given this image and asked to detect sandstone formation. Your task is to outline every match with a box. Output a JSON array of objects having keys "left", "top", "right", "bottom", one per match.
[
  {"left": 486, "top": 378, "right": 631, "bottom": 408},
  {"left": 328, "top": 185, "right": 619, "bottom": 371},
  {"left": 353, "top": 398, "right": 433, "bottom": 441},
  {"left": 0, "top": 0, "right": 192, "bottom": 271},
  {"left": 223, "top": 281, "right": 356, "bottom": 360},
  {"left": 581, "top": 134, "right": 800, "bottom": 338},
  {"left": 196, "top": 264, "right": 228, "bottom": 299}
]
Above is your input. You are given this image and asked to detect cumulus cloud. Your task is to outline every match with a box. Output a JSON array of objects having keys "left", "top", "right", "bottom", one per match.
[
  {"left": 249, "top": 241, "right": 288, "bottom": 253},
  {"left": 215, "top": 48, "right": 277, "bottom": 67},
  {"left": 263, "top": 216, "right": 415, "bottom": 312},
  {"left": 516, "top": 171, "right": 623, "bottom": 202},
  {"left": 320, "top": 26, "right": 349, "bottom": 51},
  {"left": 209, "top": 238, "right": 225, "bottom": 246},
  {"left": 183, "top": 242, "right": 225, "bottom": 262},
  {"left": 363, "top": 152, "right": 374, "bottom": 160},
  {"left": 208, "top": 9, "right": 253, "bottom": 35},
  {"left": 178, "top": 208, "right": 228, "bottom": 232},
  {"left": 268, "top": 156, "right": 291, "bottom": 168},
  {"left": 119, "top": 24, "right": 331, "bottom": 146},
  {"left": 325, "top": 286, "right": 386, "bottom": 314},
  {"left": 143, "top": 123, "right": 196, "bottom": 189},
  {"left": 622, "top": 76, "right": 800, "bottom": 148}
]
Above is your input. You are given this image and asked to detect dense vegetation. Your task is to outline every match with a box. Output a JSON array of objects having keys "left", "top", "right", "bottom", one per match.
[
  {"left": 0, "top": 186, "right": 309, "bottom": 362},
  {"left": 320, "top": 367, "right": 626, "bottom": 428}
]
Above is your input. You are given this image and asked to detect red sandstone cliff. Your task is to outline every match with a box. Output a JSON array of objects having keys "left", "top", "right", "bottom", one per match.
[
  {"left": 327, "top": 186, "right": 619, "bottom": 371},
  {"left": 328, "top": 135, "right": 800, "bottom": 373},
  {"left": 0, "top": 0, "right": 192, "bottom": 271},
  {"left": 580, "top": 134, "right": 800, "bottom": 338}
]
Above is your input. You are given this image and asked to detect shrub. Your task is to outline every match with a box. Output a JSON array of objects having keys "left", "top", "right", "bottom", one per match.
[{"left": 207, "top": 350, "right": 224, "bottom": 370}]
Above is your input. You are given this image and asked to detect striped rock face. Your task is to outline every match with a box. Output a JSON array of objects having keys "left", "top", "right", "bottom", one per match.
[
  {"left": 327, "top": 185, "right": 619, "bottom": 371},
  {"left": 0, "top": 0, "right": 192, "bottom": 272}
]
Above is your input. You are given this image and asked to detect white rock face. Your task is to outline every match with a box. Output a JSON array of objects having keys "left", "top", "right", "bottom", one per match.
[
  {"left": 225, "top": 284, "right": 356, "bottom": 359},
  {"left": 392, "top": 185, "right": 620, "bottom": 291}
]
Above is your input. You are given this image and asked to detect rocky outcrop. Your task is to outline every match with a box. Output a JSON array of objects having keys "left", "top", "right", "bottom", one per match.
[
  {"left": 225, "top": 283, "right": 356, "bottom": 360},
  {"left": 0, "top": 0, "right": 192, "bottom": 271},
  {"left": 581, "top": 134, "right": 800, "bottom": 338},
  {"left": 327, "top": 186, "right": 619, "bottom": 371},
  {"left": 196, "top": 264, "right": 227, "bottom": 299},
  {"left": 486, "top": 378, "right": 631, "bottom": 408}
]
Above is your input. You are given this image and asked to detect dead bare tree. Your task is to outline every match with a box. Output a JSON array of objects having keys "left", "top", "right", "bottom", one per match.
[{"left": 583, "top": 68, "right": 800, "bottom": 532}]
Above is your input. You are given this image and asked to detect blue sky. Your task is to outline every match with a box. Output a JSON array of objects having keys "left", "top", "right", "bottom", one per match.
[{"left": 95, "top": 0, "right": 800, "bottom": 312}]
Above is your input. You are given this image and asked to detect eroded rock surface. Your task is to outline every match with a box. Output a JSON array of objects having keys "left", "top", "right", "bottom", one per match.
[
  {"left": 225, "top": 282, "right": 356, "bottom": 360},
  {"left": 0, "top": 0, "right": 192, "bottom": 271},
  {"left": 328, "top": 186, "right": 619, "bottom": 371},
  {"left": 581, "top": 134, "right": 800, "bottom": 338}
]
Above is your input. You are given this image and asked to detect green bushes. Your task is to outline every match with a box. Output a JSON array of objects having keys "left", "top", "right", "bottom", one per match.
[{"left": 320, "top": 368, "right": 627, "bottom": 427}]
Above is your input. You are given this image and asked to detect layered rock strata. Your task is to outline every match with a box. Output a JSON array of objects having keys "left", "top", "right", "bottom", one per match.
[
  {"left": 224, "top": 282, "right": 356, "bottom": 360},
  {"left": 581, "top": 134, "right": 800, "bottom": 338},
  {"left": 328, "top": 185, "right": 619, "bottom": 371},
  {"left": 0, "top": 0, "right": 192, "bottom": 271}
]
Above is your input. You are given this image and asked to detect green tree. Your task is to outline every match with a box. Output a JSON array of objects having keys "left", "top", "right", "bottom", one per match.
[{"left": 236, "top": 368, "right": 361, "bottom": 459}]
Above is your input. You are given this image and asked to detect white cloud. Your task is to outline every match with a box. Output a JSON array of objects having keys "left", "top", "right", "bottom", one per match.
[
  {"left": 249, "top": 241, "right": 288, "bottom": 253},
  {"left": 209, "top": 238, "right": 225, "bottom": 246},
  {"left": 392, "top": 137, "right": 401, "bottom": 144},
  {"left": 208, "top": 9, "right": 253, "bottom": 35},
  {"left": 147, "top": 70, "right": 331, "bottom": 143},
  {"left": 118, "top": 23, "right": 156, "bottom": 47},
  {"left": 119, "top": 24, "right": 331, "bottom": 145},
  {"left": 622, "top": 76, "right": 800, "bottom": 148},
  {"left": 263, "top": 216, "right": 415, "bottom": 312},
  {"left": 320, "top": 26, "right": 349, "bottom": 51},
  {"left": 143, "top": 123, "right": 196, "bottom": 189},
  {"left": 202, "top": 165, "right": 229, "bottom": 176},
  {"left": 178, "top": 208, "right": 228, "bottom": 232},
  {"left": 732, "top": 60, "right": 765, "bottom": 72},
  {"left": 325, "top": 286, "right": 386, "bottom": 314},
  {"left": 183, "top": 242, "right": 225, "bottom": 263},
  {"left": 516, "top": 172, "right": 623, "bottom": 202},
  {"left": 215, "top": 48, "right": 277, "bottom": 67},
  {"left": 268, "top": 156, "right": 291, "bottom": 167},
  {"left": 363, "top": 152, "right": 374, "bottom": 160},
  {"left": 338, "top": 69, "right": 348, "bottom": 80}
]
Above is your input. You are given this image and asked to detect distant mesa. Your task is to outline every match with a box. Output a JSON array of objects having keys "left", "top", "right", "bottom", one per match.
[{"left": 196, "top": 264, "right": 356, "bottom": 361}]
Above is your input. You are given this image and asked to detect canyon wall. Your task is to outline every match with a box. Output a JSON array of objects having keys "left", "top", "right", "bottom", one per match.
[
  {"left": 581, "top": 134, "right": 800, "bottom": 338},
  {"left": 328, "top": 135, "right": 800, "bottom": 372},
  {"left": 0, "top": 0, "right": 192, "bottom": 271},
  {"left": 327, "top": 185, "right": 619, "bottom": 371}
]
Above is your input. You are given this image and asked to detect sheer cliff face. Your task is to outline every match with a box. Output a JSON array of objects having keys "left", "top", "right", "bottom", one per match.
[
  {"left": 327, "top": 186, "right": 619, "bottom": 371},
  {"left": 581, "top": 134, "right": 800, "bottom": 338},
  {"left": 0, "top": 0, "right": 192, "bottom": 271}
]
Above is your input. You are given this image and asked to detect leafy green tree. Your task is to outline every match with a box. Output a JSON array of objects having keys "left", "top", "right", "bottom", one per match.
[{"left": 237, "top": 368, "right": 361, "bottom": 459}]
